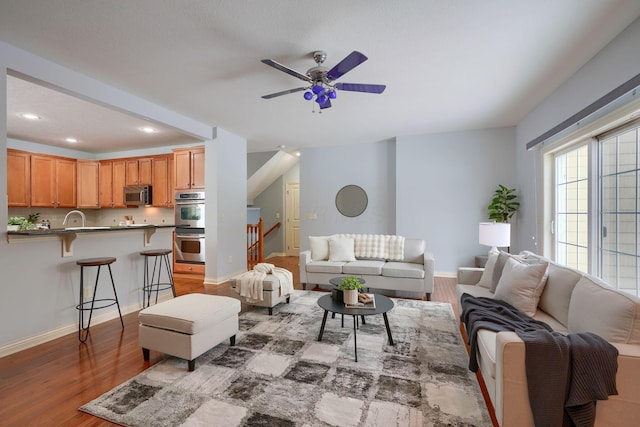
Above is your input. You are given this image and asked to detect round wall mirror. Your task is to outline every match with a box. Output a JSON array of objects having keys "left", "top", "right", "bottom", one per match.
[{"left": 335, "top": 185, "right": 368, "bottom": 217}]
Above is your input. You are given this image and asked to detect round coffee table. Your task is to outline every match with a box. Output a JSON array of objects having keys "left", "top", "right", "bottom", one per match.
[{"left": 316, "top": 293, "right": 394, "bottom": 362}]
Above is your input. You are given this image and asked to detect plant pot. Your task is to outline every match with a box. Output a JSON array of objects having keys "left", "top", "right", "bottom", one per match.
[
  {"left": 343, "top": 290, "right": 359, "bottom": 305},
  {"left": 7, "top": 225, "right": 19, "bottom": 231}
]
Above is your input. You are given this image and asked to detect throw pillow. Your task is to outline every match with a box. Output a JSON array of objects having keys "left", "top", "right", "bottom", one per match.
[
  {"left": 309, "top": 236, "right": 329, "bottom": 261},
  {"left": 490, "top": 251, "right": 511, "bottom": 293},
  {"left": 494, "top": 257, "right": 549, "bottom": 317},
  {"left": 328, "top": 237, "right": 356, "bottom": 262},
  {"left": 476, "top": 252, "right": 498, "bottom": 289}
]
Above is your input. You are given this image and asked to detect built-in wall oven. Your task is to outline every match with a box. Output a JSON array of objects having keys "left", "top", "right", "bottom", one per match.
[
  {"left": 175, "top": 191, "right": 205, "bottom": 228},
  {"left": 175, "top": 191, "right": 205, "bottom": 265},
  {"left": 174, "top": 229, "right": 205, "bottom": 264}
]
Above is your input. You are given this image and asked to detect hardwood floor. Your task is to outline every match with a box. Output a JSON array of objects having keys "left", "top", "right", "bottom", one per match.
[{"left": 0, "top": 257, "right": 465, "bottom": 427}]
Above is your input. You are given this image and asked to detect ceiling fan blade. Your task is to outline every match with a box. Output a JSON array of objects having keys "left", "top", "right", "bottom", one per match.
[
  {"left": 261, "top": 59, "right": 311, "bottom": 82},
  {"left": 334, "top": 83, "right": 386, "bottom": 94},
  {"left": 319, "top": 99, "right": 332, "bottom": 109},
  {"left": 261, "top": 87, "right": 307, "bottom": 99},
  {"left": 326, "top": 51, "right": 368, "bottom": 81}
]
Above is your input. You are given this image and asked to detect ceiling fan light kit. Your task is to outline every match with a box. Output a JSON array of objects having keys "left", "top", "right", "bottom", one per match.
[{"left": 261, "top": 50, "right": 386, "bottom": 111}]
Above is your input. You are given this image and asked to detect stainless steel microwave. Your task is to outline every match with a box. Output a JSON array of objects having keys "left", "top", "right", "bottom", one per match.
[{"left": 124, "top": 185, "right": 152, "bottom": 205}]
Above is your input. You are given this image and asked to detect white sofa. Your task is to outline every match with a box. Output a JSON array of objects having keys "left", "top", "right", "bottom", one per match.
[
  {"left": 457, "top": 251, "right": 640, "bottom": 427},
  {"left": 299, "top": 234, "right": 435, "bottom": 300}
]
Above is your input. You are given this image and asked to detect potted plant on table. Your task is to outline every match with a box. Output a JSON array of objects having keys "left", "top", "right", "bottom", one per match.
[{"left": 338, "top": 275, "right": 364, "bottom": 305}]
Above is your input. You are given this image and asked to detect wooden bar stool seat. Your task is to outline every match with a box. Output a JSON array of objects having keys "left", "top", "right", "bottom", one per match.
[{"left": 76, "top": 257, "right": 123, "bottom": 342}]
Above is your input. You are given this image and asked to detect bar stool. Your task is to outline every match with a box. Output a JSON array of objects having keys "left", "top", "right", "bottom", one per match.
[
  {"left": 141, "top": 249, "right": 176, "bottom": 308},
  {"left": 76, "top": 257, "right": 124, "bottom": 342}
]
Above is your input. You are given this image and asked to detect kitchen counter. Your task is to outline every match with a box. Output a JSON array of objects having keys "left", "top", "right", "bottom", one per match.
[
  {"left": 7, "top": 224, "right": 176, "bottom": 257},
  {"left": 7, "top": 224, "right": 175, "bottom": 236}
]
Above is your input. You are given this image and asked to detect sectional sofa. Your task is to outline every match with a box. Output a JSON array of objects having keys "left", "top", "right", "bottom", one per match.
[
  {"left": 299, "top": 234, "right": 434, "bottom": 300},
  {"left": 457, "top": 250, "right": 640, "bottom": 427}
]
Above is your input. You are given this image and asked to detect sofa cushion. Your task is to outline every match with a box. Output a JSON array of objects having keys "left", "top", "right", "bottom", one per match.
[
  {"left": 490, "top": 251, "right": 510, "bottom": 293},
  {"left": 456, "top": 284, "right": 494, "bottom": 304},
  {"left": 537, "top": 262, "right": 582, "bottom": 327},
  {"left": 309, "top": 236, "right": 330, "bottom": 261},
  {"left": 329, "top": 237, "right": 356, "bottom": 262},
  {"left": 388, "top": 235, "right": 405, "bottom": 261},
  {"left": 382, "top": 262, "right": 425, "bottom": 279},
  {"left": 568, "top": 276, "right": 640, "bottom": 344},
  {"left": 403, "top": 239, "right": 425, "bottom": 264},
  {"left": 306, "top": 261, "right": 345, "bottom": 274},
  {"left": 477, "top": 329, "right": 497, "bottom": 380},
  {"left": 477, "top": 252, "right": 498, "bottom": 289},
  {"left": 494, "top": 257, "right": 549, "bottom": 317},
  {"left": 343, "top": 260, "right": 385, "bottom": 275}
]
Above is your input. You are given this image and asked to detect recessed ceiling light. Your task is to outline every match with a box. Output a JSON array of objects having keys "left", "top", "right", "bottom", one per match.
[
  {"left": 139, "top": 126, "right": 157, "bottom": 133},
  {"left": 295, "top": 151, "right": 301, "bottom": 157},
  {"left": 20, "top": 113, "right": 41, "bottom": 120},
  {"left": 65, "top": 138, "right": 78, "bottom": 143},
  {"left": 277, "top": 144, "right": 286, "bottom": 149}
]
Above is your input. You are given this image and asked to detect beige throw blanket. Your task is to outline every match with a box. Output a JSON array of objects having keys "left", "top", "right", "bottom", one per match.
[{"left": 237, "top": 263, "right": 294, "bottom": 303}]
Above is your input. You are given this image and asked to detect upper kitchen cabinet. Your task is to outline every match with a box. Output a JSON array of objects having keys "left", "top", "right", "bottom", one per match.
[
  {"left": 151, "top": 154, "right": 174, "bottom": 207},
  {"left": 77, "top": 160, "right": 100, "bottom": 208},
  {"left": 7, "top": 149, "right": 31, "bottom": 207},
  {"left": 30, "top": 154, "right": 76, "bottom": 208},
  {"left": 125, "top": 157, "right": 152, "bottom": 186},
  {"left": 174, "top": 146, "right": 204, "bottom": 190},
  {"left": 100, "top": 160, "right": 127, "bottom": 208}
]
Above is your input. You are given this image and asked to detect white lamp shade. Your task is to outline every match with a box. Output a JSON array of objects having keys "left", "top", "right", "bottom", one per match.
[{"left": 479, "top": 222, "right": 511, "bottom": 248}]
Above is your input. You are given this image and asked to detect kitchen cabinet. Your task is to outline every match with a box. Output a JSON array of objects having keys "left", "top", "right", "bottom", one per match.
[
  {"left": 99, "top": 160, "right": 127, "bottom": 208},
  {"left": 125, "top": 157, "right": 152, "bottom": 185},
  {"left": 151, "top": 154, "right": 174, "bottom": 207},
  {"left": 174, "top": 146, "right": 204, "bottom": 190},
  {"left": 7, "top": 149, "right": 30, "bottom": 207},
  {"left": 77, "top": 160, "right": 100, "bottom": 208},
  {"left": 30, "top": 154, "right": 76, "bottom": 208}
]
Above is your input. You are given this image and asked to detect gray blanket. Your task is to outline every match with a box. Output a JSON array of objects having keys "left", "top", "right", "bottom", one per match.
[{"left": 460, "top": 293, "right": 618, "bottom": 427}]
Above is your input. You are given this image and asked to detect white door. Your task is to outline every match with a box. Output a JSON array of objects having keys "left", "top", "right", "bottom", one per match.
[{"left": 286, "top": 181, "right": 300, "bottom": 256}]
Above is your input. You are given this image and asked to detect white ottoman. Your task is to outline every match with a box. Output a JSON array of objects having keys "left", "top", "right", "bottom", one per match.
[
  {"left": 229, "top": 274, "right": 290, "bottom": 315},
  {"left": 138, "top": 293, "right": 240, "bottom": 371}
]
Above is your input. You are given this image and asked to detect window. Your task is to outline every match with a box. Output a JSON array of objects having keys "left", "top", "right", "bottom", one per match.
[
  {"left": 598, "top": 123, "right": 640, "bottom": 295},
  {"left": 554, "top": 145, "right": 589, "bottom": 272},
  {"left": 549, "top": 118, "right": 640, "bottom": 296}
]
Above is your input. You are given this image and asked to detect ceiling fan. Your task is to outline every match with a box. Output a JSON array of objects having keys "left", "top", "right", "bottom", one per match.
[{"left": 261, "top": 51, "right": 386, "bottom": 110}]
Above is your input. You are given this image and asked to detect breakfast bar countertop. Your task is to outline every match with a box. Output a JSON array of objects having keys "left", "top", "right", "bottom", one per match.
[
  {"left": 7, "top": 224, "right": 176, "bottom": 236},
  {"left": 6, "top": 224, "right": 176, "bottom": 257}
]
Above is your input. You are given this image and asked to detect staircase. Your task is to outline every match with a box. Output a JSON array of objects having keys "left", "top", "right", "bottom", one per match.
[{"left": 247, "top": 218, "right": 281, "bottom": 269}]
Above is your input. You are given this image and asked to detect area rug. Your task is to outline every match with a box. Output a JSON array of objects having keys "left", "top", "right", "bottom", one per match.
[{"left": 80, "top": 291, "right": 491, "bottom": 426}]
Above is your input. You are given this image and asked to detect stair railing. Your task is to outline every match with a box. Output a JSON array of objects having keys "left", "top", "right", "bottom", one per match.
[{"left": 247, "top": 218, "right": 281, "bottom": 269}]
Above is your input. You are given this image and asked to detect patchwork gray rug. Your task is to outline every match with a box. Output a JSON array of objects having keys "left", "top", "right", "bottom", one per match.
[{"left": 80, "top": 291, "right": 491, "bottom": 426}]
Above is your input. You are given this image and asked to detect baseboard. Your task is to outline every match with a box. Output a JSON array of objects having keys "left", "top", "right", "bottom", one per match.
[
  {"left": 436, "top": 271, "right": 457, "bottom": 279},
  {"left": 0, "top": 292, "right": 173, "bottom": 358},
  {"left": 204, "top": 269, "right": 246, "bottom": 286}
]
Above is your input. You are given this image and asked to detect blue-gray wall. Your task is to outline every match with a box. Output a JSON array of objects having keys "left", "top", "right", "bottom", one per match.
[{"left": 299, "top": 129, "right": 516, "bottom": 275}]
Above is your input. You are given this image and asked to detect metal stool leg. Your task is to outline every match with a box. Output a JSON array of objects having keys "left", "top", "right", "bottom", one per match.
[
  {"left": 107, "top": 264, "right": 124, "bottom": 328},
  {"left": 79, "top": 265, "right": 101, "bottom": 343},
  {"left": 162, "top": 253, "right": 176, "bottom": 297}
]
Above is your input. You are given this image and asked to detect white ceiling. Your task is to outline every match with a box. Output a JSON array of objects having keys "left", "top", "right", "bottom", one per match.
[{"left": 1, "top": 1, "right": 640, "bottom": 154}]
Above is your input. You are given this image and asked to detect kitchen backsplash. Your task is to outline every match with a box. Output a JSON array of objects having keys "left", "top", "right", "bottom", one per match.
[{"left": 8, "top": 207, "right": 175, "bottom": 228}]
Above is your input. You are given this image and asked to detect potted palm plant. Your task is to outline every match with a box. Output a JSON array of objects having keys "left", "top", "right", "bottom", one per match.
[{"left": 338, "top": 276, "right": 364, "bottom": 305}]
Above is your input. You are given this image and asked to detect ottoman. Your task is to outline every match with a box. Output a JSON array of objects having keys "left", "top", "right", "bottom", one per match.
[
  {"left": 138, "top": 293, "right": 240, "bottom": 371},
  {"left": 229, "top": 274, "right": 290, "bottom": 315}
]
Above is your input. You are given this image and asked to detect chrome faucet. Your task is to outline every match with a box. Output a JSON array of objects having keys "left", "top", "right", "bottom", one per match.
[{"left": 63, "top": 210, "right": 86, "bottom": 227}]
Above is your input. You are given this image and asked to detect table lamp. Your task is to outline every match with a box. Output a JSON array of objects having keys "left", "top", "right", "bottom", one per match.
[{"left": 479, "top": 222, "right": 511, "bottom": 256}]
